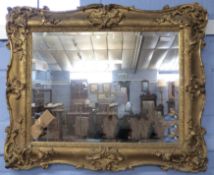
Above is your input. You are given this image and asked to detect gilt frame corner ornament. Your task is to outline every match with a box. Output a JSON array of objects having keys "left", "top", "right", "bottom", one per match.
[{"left": 5, "top": 3, "right": 208, "bottom": 172}]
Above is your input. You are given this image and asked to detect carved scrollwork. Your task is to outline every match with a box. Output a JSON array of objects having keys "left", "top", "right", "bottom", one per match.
[
  {"left": 6, "top": 6, "right": 59, "bottom": 31},
  {"left": 155, "top": 127, "right": 207, "bottom": 172},
  {"left": 155, "top": 116, "right": 207, "bottom": 172},
  {"left": 155, "top": 3, "right": 207, "bottom": 40},
  {"left": 40, "top": 7, "right": 61, "bottom": 25},
  {"left": 155, "top": 150, "right": 207, "bottom": 172},
  {"left": 186, "top": 75, "right": 205, "bottom": 98},
  {"left": 82, "top": 4, "right": 126, "bottom": 29},
  {"left": 5, "top": 145, "right": 55, "bottom": 169},
  {"left": 7, "top": 7, "right": 37, "bottom": 59},
  {"left": 6, "top": 7, "right": 61, "bottom": 60},
  {"left": 6, "top": 77, "right": 26, "bottom": 100},
  {"left": 5, "top": 112, "right": 54, "bottom": 169},
  {"left": 86, "top": 146, "right": 124, "bottom": 170},
  {"left": 5, "top": 3, "right": 207, "bottom": 172}
]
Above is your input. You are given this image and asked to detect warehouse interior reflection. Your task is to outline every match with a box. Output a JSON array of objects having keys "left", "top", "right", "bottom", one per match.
[{"left": 31, "top": 32, "right": 179, "bottom": 143}]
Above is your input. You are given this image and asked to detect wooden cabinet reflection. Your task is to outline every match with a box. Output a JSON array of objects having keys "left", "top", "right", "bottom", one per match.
[{"left": 32, "top": 81, "right": 178, "bottom": 143}]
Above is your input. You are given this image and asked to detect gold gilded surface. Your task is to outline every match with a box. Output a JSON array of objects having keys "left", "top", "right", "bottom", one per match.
[{"left": 5, "top": 3, "right": 207, "bottom": 172}]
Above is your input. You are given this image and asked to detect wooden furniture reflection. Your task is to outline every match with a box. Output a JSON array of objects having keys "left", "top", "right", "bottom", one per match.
[
  {"left": 45, "top": 104, "right": 65, "bottom": 141},
  {"left": 140, "top": 94, "right": 157, "bottom": 115},
  {"left": 102, "top": 115, "right": 118, "bottom": 139},
  {"left": 32, "top": 88, "right": 52, "bottom": 118},
  {"left": 70, "top": 80, "right": 88, "bottom": 100},
  {"left": 32, "top": 88, "right": 52, "bottom": 106},
  {"left": 167, "top": 82, "right": 175, "bottom": 112},
  {"left": 66, "top": 112, "right": 90, "bottom": 140},
  {"left": 66, "top": 111, "right": 117, "bottom": 140},
  {"left": 74, "top": 116, "right": 89, "bottom": 138},
  {"left": 127, "top": 112, "right": 166, "bottom": 141}
]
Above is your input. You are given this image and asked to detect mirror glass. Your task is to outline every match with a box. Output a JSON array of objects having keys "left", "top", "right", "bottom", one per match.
[{"left": 31, "top": 31, "right": 179, "bottom": 143}]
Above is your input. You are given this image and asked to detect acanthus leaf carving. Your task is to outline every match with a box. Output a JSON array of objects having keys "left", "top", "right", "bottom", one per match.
[
  {"left": 155, "top": 147, "right": 207, "bottom": 172},
  {"left": 6, "top": 77, "right": 26, "bottom": 100},
  {"left": 6, "top": 7, "right": 61, "bottom": 61},
  {"left": 40, "top": 7, "right": 62, "bottom": 25},
  {"left": 5, "top": 116, "right": 54, "bottom": 169},
  {"left": 155, "top": 3, "right": 207, "bottom": 41},
  {"left": 5, "top": 145, "right": 55, "bottom": 169},
  {"left": 7, "top": 7, "right": 36, "bottom": 60},
  {"left": 5, "top": 114, "right": 55, "bottom": 169},
  {"left": 86, "top": 146, "right": 124, "bottom": 170},
  {"left": 155, "top": 117, "right": 207, "bottom": 172},
  {"left": 4, "top": 101, "right": 54, "bottom": 169},
  {"left": 186, "top": 75, "right": 205, "bottom": 98},
  {"left": 82, "top": 4, "right": 126, "bottom": 29}
]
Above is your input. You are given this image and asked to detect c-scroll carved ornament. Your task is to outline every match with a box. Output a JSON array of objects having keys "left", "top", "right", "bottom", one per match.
[
  {"left": 85, "top": 147, "right": 124, "bottom": 171},
  {"left": 186, "top": 75, "right": 205, "bottom": 98},
  {"left": 81, "top": 4, "right": 128, "bottom": 29},
  {"left": 6, "top": 77, "right": 25, "bottom": 100},
  {"left": 155, "top": 3, "right": 207, "bottom": 40}
]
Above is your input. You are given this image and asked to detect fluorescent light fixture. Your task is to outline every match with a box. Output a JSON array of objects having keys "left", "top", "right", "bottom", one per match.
[
  {"left": 96, "top": 35, "right": 101, "bottom": 39},
  {"left": 70, "top": 60, "right": 116, "bottom": 83},
  {"left": 71, "top": 60, "right": 122, "bottom": 72},
  {"left": 159, "top": 36, "right": 171, "bottom": 42},
  {"left": 70, "top": 71, "right": 112, "bottom": 83},
  {"left": 157, "top": 71, "right": 179, "bottom": 82}
]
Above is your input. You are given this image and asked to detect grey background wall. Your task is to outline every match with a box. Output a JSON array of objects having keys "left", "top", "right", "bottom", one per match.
[{"left": 1, "top": 0, "right": 214, "bottom": 174}]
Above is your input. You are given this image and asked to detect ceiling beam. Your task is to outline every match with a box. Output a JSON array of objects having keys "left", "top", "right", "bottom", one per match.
[
  {"left": 131, "top": 33, "right": 142, "bottom": 71},
  {"left": 106, "top": 32, "right": 109, "bottom": 61},
  {"left": 157, "top": 35, "right": 176, "bottom": 69},
  {"left": 58, "top": 35, "right": 73, "bottom": 67},
  {"left": 90, "top": 35, "right": 95, "bottom": 59},
  {"left": 134, "top": 35, "right": 144, "bottom": 73},
  {"left": 143, "top": 35, "right": 160, "bottom": 69}
]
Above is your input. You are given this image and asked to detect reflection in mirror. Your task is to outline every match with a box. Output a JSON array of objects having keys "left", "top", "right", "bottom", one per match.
[{"left": 31, "top": 32, "right": 179, "bottom": 143}]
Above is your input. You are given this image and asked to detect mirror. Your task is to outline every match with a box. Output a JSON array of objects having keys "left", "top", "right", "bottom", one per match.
[
  {"left": 5, "top": 4, "right": 207, "bottom": 172},
  {"left": 31, "top": 31, "right": 179, "bottom": 143}
]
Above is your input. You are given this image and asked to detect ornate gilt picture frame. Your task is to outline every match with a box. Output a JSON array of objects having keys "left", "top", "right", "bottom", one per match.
[{"left": 5, "top": 3, "right": 207, "bottom": 172}]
